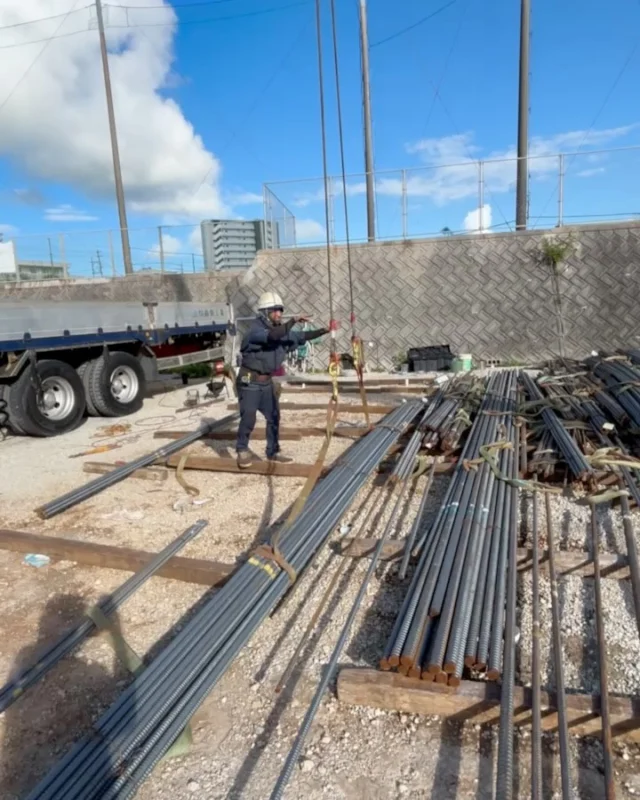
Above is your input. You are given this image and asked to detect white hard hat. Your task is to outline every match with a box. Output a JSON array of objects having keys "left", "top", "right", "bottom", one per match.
[{"left": 257, "top": 291, "right": 284, "bottom": 311}]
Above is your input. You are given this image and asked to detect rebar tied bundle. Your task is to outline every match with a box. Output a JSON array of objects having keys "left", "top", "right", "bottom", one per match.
[
  {"left": 26, "top": 402, "right": 423, "bottom": 800},
  {"left": 381, "top": 370, "right": 520, "bottom": 685}
]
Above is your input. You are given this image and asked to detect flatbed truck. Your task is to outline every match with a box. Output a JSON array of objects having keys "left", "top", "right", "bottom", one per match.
[{"left": 0, "top": 301, "right": 232, "bottom": 436}]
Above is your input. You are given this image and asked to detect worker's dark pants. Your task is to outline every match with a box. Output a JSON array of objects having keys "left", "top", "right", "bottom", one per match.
[{"left": 236, "top": 379, "right": 280, "bottom": 457}]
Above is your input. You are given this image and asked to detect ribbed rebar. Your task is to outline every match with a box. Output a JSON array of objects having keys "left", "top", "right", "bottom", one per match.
[{"left": 36, "top": 415, "right": 239, "bottom": 519}]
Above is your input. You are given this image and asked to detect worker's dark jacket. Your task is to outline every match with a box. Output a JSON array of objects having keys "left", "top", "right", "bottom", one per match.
[{"left": 240, "top": 316, "right": 317, "bottom": 375}]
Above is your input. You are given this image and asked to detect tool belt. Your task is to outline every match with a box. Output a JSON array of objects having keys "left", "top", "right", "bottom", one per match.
[{"left": 238, "top": 367, "right": 273, "bottom": 384}]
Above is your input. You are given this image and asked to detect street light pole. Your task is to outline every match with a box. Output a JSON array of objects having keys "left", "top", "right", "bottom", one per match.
[
  {"left": 515, "top": 0, "right": 531, "bottom": 230},
  {"left": 95, "top": 0, "right": 133, "bottom": 274},
  {"left": 358, "top": 0, "right": 376, "bottom": 242}
]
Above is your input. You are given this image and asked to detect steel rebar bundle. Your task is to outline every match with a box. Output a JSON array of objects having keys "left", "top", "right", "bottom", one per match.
[
  {"left": 269, "top": 415, "right": 422, "bottom": 800},
  {"left": 0, "top": 520, "right": 208, "bottom": 714},
  {"left": 589, "top": 357, "right": 640, "bottom": 430},
  {"left": 521, "top": 372, "right": 592, "bottom": 479},
  {"left": 380, "top": 371, "right": 520, "bottom": 683},
  {"left": 36, "top": 414, "right": 240, "bottom": 519},
  {"left": 26, "top": 402, "right": 422, "bottom": 800}
]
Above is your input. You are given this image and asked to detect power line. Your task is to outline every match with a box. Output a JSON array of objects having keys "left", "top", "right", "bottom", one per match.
[
  {"left": 421, "top": 0, "right": 470, "bottom": 136},
  {"left": 369, "top": 1, "right": 455, "bottom": 48},
  {"left": 0, "top": 0, "right": 85, "bottom": 115},
  {"left": 0, "top": 1, "right": 310, "bottom": 48},
  {"left": 188, "top": 16, "right": 311, "bottom": 195},
  {"left": 0, "top": 5, "right": 92, "bottom": 31},
  {"left": 529, "top": 34, "right": 640, "bottom": 228},
  {"left": 107, "top": 0, "right": 235, "bottom": 8}
]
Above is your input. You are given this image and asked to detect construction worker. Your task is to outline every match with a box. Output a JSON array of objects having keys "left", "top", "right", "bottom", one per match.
[{"left": 236, "top": 291, "right": 329, "bottom": 468}]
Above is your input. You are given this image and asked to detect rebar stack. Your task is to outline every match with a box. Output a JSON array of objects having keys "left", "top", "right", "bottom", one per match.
[
  {"left": 521, "top": 372, "right": 593, "bottom": 479},
  {"left": 380, "top": 371, "right": 520, "bottom": 684},
  {"left": 26, "top": 402, "right": 422, "bottom": 800},
  {"left": 589, "top": 357, "right": 640, "bottom": 430}
]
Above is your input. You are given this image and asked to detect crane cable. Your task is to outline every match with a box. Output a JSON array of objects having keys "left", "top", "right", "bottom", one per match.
[{"left": 328, "top": 0, "right": 371, "bottom": 428}]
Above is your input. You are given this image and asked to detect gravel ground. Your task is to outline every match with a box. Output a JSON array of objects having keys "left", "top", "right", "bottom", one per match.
[{"left": 2, "top": 381, "right": 640, "bottom": 799}]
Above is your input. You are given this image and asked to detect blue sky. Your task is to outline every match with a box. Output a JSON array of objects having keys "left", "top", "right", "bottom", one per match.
[{"left": 0, "top": 0, "right": 639, "bottom": 275}]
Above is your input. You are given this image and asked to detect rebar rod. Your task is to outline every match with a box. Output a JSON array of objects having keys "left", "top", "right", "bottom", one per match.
[
  {"left": 269, "top": 455, "right": 415, "bottom": 800},
  {"left": 27, "top": 403, "right": 421, "bottom": 800},
  {"left": 590, "top": 504, "right": 616, "bottom": 800},
  {"left": 36, "top": 415, "right": 239, "bottom": 519},
  {"left": 531, "top": 489, "right": 542, "bottom": 800},
  {"left": 544, "top": 492, "right": 572, "bottom": 799},
  {"left": 398, "top": 459, "right": 437, "bottom": 580},
  {"left": 495, "top": 426, "right": 519, "bottom": 799},
  {"left": 0, "top": 519, "right": 208, "bottom": 713},
  {"left": 620, "top": 483, "right": 640, "bottom": 640}
]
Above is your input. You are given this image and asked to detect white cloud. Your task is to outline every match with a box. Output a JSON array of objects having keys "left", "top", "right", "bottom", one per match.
[
  {"left": 229, "top": 191, "right": 263, "bottom": 206},
  {"left": 0, "top": 1, "right": 228, "bottom": 220},
  {"left": 44, "top": 204, "right": 99, "bottom": 222},
  {"left": 188, "top": 226, "right": 203, "bottom": 254},
  {"left": 296, "top": 218, "right": 325, "bottom": 242},
  {"left": 463, "top": 204, "right": 492, "bottom": 233},
  {"left": 576, "top": 167, "right": 606, "bottom": 178},
  {"left": 286, "top": 125, "right": 637, "bottom": 211},
  {"left": 155, "top": 232, "right": 182, "bottom": 255},
  {"left": 0, "top": 223, "right": 18, "bottom": 243}
]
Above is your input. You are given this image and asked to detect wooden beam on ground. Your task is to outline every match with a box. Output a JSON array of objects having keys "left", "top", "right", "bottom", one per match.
[
  {"left": 338, "top": 539, "right": 631, "bottom": 578},
  {"left": 152, "top": 426, "right": 370, "bottom": 442},
  {"left": 0, "top": 529, "right": 235, "bottom": 587},
  {"left": 227, "top": 402, "right": 395, "bottom": 415},
  {"left": 282, "top": 386, "right": 429, "bottom": 395},
  {"left": 337, "top": 668, "right": 640, "bottom": 740},
  {"left": 152, "top": 429, "right": 302, "bottom": 442},
  {"left": 165, "top": 454, "right": 327, "bottom": 478},
  {"left": 83, "top": 462, "right": 169, "bottom": 481}
]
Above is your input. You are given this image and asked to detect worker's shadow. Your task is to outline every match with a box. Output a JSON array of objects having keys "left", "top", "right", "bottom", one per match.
[{"left": 0, "top": 594, "right": 131, "bottom": 799}]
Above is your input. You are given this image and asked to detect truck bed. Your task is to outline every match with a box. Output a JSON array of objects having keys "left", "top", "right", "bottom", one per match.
[{"left": 0, "top": 301, "right": 230, "bottom": 352}]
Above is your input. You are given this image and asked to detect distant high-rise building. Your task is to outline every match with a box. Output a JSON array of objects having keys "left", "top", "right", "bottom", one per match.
[{"left": 200, "top": 219, "right": 279, "bottom": 271}]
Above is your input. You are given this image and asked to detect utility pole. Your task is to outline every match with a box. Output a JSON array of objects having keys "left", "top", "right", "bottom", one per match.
[
  {"left": 358, "top": 0, "right": 376, "bottom": 242},
  {"left": 95, "top": 0, "right": 133, "bottom": 274},
  {"left": 96, "top": 249, "right": 104, "bottom": 276},
  {"left": 515, "top": 0, "right": 531, "bottom": 230}
]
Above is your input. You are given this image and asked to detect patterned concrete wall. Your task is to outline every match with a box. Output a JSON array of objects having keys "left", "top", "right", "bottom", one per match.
[
  {"left": 234, "top": 221, "right": 640, "bottom": 367},
  {"left": 3, "top": 221, "right": 640, "bottom": 368}
]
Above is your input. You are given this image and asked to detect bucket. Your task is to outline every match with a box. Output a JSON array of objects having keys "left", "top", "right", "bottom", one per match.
[{"left": 452, "top": 354, "right": 473, "bottom": 373}]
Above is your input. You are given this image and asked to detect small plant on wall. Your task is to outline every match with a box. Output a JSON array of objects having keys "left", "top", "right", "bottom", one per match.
[{"left": 537, "top": 233, "right": 580, "bottom": 359}]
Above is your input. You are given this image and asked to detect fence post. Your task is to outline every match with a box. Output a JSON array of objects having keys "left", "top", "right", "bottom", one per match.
[
  {"left": 557, "top": 154, "right": 565, "bottom": 227},
  {"left": 478, "top": 161, "right": 485, "bottom": 232},
  {"left": 401, "top": 169, "right": 408, "bottom": 239},
  {"left": 158, "top": 226, "right": 165, "bottom": 273},
  {"left": 59, "top": 234, "right": 68, "bottom": 279},
  {"left": 328, "top": 177, "right": 335, "bottom": 244},
  {"left": 262, "top": 185, "right": 270, "bottom": 249},
  {"left": 108, "top": 230, "right": 117, "bottom": 277}
]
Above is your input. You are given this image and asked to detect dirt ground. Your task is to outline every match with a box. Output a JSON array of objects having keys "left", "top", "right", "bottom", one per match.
[{"left": 1, "top": 380, "right": 640, "bottom": 799}]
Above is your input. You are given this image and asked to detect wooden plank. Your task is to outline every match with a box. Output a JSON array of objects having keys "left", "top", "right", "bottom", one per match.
[
  {"left": 282, "top": 386, "right": 429, "bottom": 395},
  {"left": 152, "top": 429, "right": 302, "bottom": 442},
  {"left": 152, "top": 427, "right": 370, "bottom": 442},
  {"left": 338, "top": 539, "right": 631, "bottom": 578},
  {"left": 83, "top": 462, "right": 169, "bottom": 481},
  {"left": 165, "top": 454, "right": 327, "bottom": 478},
  {"left": 337, "top": 668, "right": 640, "bottom": 740},
  {"left": 0, "top": 529, "right": 234, "bottom": 587},
  {"left": 227, "top": 402, "right": 395, "bottom": 415}
]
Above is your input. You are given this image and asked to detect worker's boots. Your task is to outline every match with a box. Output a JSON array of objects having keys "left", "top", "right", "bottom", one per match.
[
  {"left": 267, "top": 453, "right": 294, "bottom": 464},
  {"left": 237, "top": 451, "right": 253, "bottom": 469}
]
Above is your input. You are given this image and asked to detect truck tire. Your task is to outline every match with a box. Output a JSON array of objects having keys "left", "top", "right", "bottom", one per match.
[
  {"left": 88, "top": 351, "right": 146, "bottom": 417},
  {"left": 0, "top": 384, "right": 26, "bottom": 435},
  {"left": 7, "top": 360, "right": 86, "bottom": 437},
  {"left": 77, "top": 359, "right": 100, "bottom": 416}
]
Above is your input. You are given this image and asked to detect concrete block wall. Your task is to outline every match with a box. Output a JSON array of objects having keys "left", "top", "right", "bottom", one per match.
[{"left": 3, "top": 221, "right": 640, "bottom": 368}]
